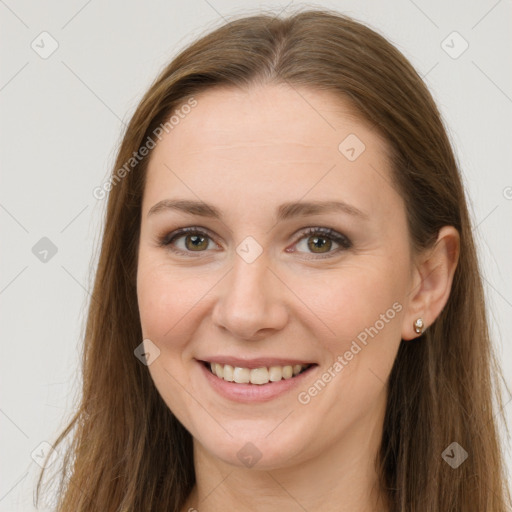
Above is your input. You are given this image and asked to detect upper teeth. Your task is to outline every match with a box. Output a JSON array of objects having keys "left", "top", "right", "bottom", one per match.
[{"left": 209, "top": 363, "right": 308, "bottom": 385}]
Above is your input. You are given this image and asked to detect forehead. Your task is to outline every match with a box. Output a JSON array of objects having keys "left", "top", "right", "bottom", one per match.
[{"left": 142, "top": 84, "right": 401, "bottom": 223}]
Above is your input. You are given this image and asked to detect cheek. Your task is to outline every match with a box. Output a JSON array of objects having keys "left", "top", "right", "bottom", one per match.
[
  {"left": 294, "top": 261, "right": 406, "bottom": 401},
  {"left": 293, "top": 266, "right": 404, "bottom": 412},
  {"left": 137, "top": 259, "right": 204, "bottom": 344},
  {"left": 298, "top": 262, "right": 404, "bottom": 340},
  {"left": 138, "top": 268, "right": 176, "bottom": 341},
  {"left": 136, "top": 260, "right": 208, "bottom": 427}
]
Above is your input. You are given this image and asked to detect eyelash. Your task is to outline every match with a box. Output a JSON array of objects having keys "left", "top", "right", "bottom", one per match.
[{"left": 158, "top": 226, "right": 352, "bottom": 259}]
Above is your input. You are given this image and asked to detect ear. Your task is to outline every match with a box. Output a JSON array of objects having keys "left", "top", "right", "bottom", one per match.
[{"left": 401, "top": 226, "right": 460, "bottom": 340}]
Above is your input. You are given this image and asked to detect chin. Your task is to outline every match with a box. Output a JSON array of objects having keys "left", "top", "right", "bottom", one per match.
[{"left": 193, "top": 420, "right": 315, "bottom": 471}]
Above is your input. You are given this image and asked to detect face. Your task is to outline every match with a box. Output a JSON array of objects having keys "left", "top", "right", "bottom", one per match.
[{"left": 137, "top": 84, "right": 414, "bottom": 470}]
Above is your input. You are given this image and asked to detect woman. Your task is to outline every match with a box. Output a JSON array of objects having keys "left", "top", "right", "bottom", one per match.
[{"left": 36, "top": 8, "right": 511, "bottom": 511}]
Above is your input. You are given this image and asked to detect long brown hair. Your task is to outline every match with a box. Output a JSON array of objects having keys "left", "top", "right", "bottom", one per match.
[{"left": 36, "top": 8, "right": 511, "bottom": 511}]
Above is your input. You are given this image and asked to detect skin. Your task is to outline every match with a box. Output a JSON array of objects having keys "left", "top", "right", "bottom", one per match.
[{"left": 136, "top": 84, "right": 459, "bottom": 512}]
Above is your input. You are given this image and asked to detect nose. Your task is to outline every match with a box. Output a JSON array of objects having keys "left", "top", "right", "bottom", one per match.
[{"left": 211, "top": 249, "right": 289, "bottom": 341}]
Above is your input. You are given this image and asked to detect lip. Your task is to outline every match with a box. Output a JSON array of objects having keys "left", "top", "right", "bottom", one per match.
[{"left": 196, "top": 359, "right": 318, "bottom": 403}]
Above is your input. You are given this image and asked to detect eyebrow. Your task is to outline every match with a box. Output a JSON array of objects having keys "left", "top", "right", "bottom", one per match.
[{"left": 147, "top": 199, "right": 369, "bottom": 222}]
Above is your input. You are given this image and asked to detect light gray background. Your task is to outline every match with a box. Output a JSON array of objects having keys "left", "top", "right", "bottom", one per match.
[{"left": 1, "top": 1, "right": 511, "bottom": 510}]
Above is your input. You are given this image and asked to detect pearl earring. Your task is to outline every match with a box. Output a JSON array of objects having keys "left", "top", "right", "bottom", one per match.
[{"left": 413, "top": 318, "right": 424, "bottom": 335}]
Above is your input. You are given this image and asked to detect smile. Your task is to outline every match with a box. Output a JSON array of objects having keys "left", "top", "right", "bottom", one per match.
[{"left": 205, "top": 361, "right": 312, "bottom": 385}]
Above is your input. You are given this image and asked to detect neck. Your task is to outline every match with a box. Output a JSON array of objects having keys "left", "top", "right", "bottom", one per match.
[{"left": 182, "top": 394, "right": 389, "bottom": 512}]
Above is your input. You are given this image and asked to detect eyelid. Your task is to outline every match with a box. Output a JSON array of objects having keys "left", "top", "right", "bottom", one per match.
[
  {"left": 159, "top": 226, "right": 221, "bottom": 257},
  {"left": 159, "top": 226, "right": 217, "bottom": 246},
  {"left": 159, "top": 225, "right": 352, "bottom": 257},
  {"left": 293, "top": 226, "right": 351, "bottom": 249},
  {"left": 287, "top": 226, "right": 352, "bottom": 259}
]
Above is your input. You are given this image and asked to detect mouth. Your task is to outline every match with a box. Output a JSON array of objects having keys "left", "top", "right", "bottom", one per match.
[{"left": 202, "top": 361, "right": 314, "bottom": 385}]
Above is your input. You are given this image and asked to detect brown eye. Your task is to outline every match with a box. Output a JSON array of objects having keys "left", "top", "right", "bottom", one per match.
[
  {"left": 161, "top": 228, "right": 217, "bottom": 255},
  {"left": 306, "top": 235, "right": 333, "bottom": 253},
  {"left": 183, "top": 233, "right": 209, "bottom": 251},
  {"left": 292, "top": 227, "right": 352, "bottom": 258}
]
